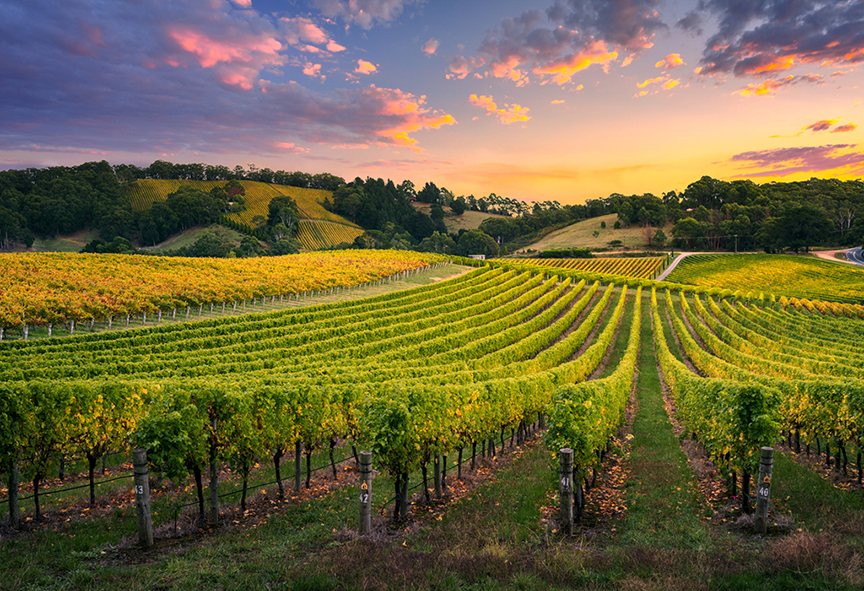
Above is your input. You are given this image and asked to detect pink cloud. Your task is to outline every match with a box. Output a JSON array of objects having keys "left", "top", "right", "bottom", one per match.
[
  {"left": 166, "top": 26, "right": 284, "bottom": 89},
  {"left": 422, "top": 38, "right": 440, "bottom": 56},
  {"left": 729, "top": 144, "right": 864, "bottom": 177},
  {"left": 468, "top": 94, "right": 531, "bottom": 125},
  {"left": 220, "top": 69, "right": 259, "bottom": 90},
  {"left": 446, "top": 55, "right": 486, "bottom": 80},
  {"left": 303, "top": 62, "right": 324, "bottom": 79},
  {"left": 490, "top": 56, "right": 530, "bottom": 85},
  {"left": 281, "top": 17, "right": 330, "bottom": 46},
  {"left": 0, "top": 1, "right": 460, "bottom": 157},
  {"left": 326, "top": 40, "right": 346, "bottom": 52},
  {"left": 168, "top": 27, "right": 281, "bottom": 68},
  {"left": 276, "top": 142, "right": 310, "bottom": 153}
]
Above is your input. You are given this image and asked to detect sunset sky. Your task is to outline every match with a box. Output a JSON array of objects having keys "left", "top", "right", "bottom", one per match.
[{"left": 2, "top": 0, "right": 863, "bottom": 204}]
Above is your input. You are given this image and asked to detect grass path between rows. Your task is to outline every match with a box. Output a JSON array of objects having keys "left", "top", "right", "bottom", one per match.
[{"left": 617, "top": 295, "right": 713, "bottom": 551}]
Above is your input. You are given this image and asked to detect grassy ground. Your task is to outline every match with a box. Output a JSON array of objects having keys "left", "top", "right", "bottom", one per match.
[
  {"left": 141, "top": 224, "right": 248, "bottom": 252},
  {"left": 664, "top": 253, "right": 864, "bottom": 304},
  {"left": 28, "top": 229, "right": 100, "bottom": 252},
  {"left": 523, "top": 214, "right": 674, "bottom": 253},
  {"left": 411, "top": 202, "right": 509, "bottom": 233}
]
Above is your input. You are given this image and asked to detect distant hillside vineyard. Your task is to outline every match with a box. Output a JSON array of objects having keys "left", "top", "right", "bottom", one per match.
[{"left": 125, "top": 179, "right": 363, "bottom": 250}]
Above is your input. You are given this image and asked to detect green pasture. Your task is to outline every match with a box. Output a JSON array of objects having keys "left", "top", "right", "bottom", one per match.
[{"left": 666, "top": 253, "right": 864, "bottom": 304}]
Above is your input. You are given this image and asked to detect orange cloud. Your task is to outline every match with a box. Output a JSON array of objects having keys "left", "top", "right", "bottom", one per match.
[
  {"left": 735, "top": 79, "right": 785, "bottom": 96},
  {"left": 735, "top": 74, "right": 822, "bottom": 96},
  {"left": 468, "top": 94, "right": 531, "bottom": 125},
  {"left": 532, "top": 40, "right": 618, "bottom": 85},
  {"left": 355, "top": 59, "right": 378, "bottom": 75},
  {"left": 655, "top": 53, "right": 683, "bottom": 69},
  {"left": 749, "top": 55, "right": 795, "bottom": 75},
  {"left": 358, "top": 86, "right": 456, "bottom": 150},
  {"left": 832, "top": 123, "right": 857, "bottom": 133},
  {"left": 662, "top": 79, "right": 680, "bottom": 90},
  {"left": 637, "top": 76, "right": 664, "bottom": 88}
]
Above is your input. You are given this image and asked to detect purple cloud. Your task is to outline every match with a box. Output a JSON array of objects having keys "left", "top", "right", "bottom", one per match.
[
  {"left": 312, "top": 0, "right": 419, "bottom": 30},
  {"left": 0, "top": 0, "right": 452, "bottom": 159},
  {"left": 695, "top": 0, "right": 864, "bottom": 78},
  {"left": 449, "top": 0, "right": 666, "bottom": 85},
  {"left": 675, "top": 11, "right": 703, "bottom": 36},
  {"left": 803, "top": 120, "right": 837, "bottom": 133},
  {"left": 730, "top": 144, "right": 864, "bottom": 177}
]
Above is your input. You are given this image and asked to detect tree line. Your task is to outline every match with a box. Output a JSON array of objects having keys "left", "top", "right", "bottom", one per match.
[
  {"left": 113, "top": 160, "right": 344, "bottom": 191},
  {"left": 610, "top": 177, "right": 864, "bottom": 253},
  {"left": 324, "top": 177, "right": 606, "bottom": 257},
  {"left": 2, "top": 159, "right": 861, "bottom": 256}
]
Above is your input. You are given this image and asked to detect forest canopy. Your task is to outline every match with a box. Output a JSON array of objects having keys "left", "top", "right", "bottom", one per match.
[{"left": 0, "top": 160, "right": 861, "bottom": 254}]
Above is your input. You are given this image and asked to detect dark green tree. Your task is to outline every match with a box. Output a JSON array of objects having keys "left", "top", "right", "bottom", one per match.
[
  {"left": 418, "top": 231, "right": 456, "bottom": 253},
  {"left": 267, "top": 196, "right": 300, "bottom": 237},
  {"left": 457, "top": 229, "right": 498, "bottom": 257},
  {"left": 780, "top": 205, "right": 832, "bottom": 253},
  {"left": 417, "top": 182, "right": 441, "bottom": 204}
]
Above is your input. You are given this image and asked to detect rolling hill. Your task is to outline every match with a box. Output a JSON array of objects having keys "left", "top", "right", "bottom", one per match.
[
  {"left": 524, "top": 213, "right": 673, "bottom": 252},
  {"left": 125, "top": 179, "right": 363, "bottom": 250}
]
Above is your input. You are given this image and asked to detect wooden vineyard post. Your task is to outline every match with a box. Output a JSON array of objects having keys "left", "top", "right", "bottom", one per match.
[
  {"left": 294, "top": 440, "right": 302, "bottom": 493},
  {"left": 559, "top": 448, "right": 574, "bottom": 535},
  {"left": 358, "top": 451, "right": 372, "bottom": 535},
  {"left": 753, "top": 447, "right": 774, "bottom": 535},
  {"left": 133, "top": 449, "right": 154, "bottom": 547}
]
